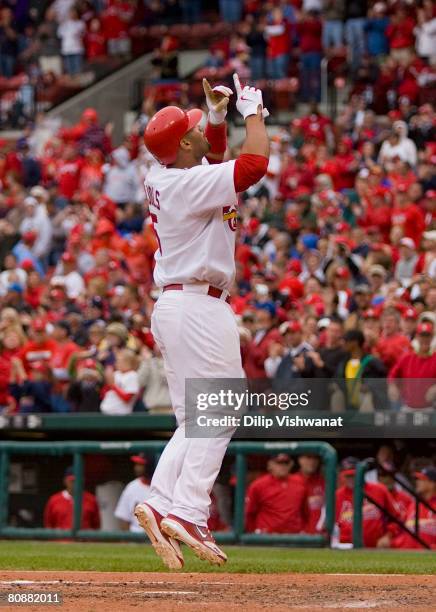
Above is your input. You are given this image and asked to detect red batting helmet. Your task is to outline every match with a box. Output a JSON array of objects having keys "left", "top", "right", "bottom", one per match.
[{"left": 144, "top": 106, "right": 203, "bottom": 165}]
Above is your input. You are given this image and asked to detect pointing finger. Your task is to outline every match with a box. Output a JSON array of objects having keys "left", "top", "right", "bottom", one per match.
[
  {"left": 233, "top": 73, "right": 242, "bottom": 96},
  {"left": 202, "top": 78, "right": 213, "bottom": 97}
]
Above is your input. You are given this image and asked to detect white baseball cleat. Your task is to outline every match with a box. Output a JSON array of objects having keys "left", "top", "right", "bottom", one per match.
[
  {"left": 160, "top": 514, "right": 227, "bottom": 566},
  {"left": 134, "top": 502, "right": 184, "bottom": 570}
]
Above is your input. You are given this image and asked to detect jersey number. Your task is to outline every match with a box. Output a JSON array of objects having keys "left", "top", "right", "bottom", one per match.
[{"left": 150, "top": 212, "right": 162, "bottom": 255}]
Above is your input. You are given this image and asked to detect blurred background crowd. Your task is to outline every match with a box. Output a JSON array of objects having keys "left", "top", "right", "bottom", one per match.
[
  {"left": 0, "top": 1, "right": 435, "bottom": 415},
  {"left": 0, "top": 0, "right": 435, "bottom": 125}
]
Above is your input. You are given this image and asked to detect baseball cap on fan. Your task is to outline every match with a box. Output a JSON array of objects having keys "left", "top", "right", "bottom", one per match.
[
  {"left": 279, "top": 320, "right": 302, "bottom": 335},
  {"left": 416, "top": 322, "right": 434, "bottom": 336},
  {"left": 403, "top": 307, "right": 417, "bottom": 320},
  {"left": 399, "top": 237, "right": 415, "bottom": 250}
]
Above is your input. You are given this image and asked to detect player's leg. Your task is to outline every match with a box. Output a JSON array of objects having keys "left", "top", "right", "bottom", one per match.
[
  {"left": 135, "top": 294, "right": 190, "bottom": 568},
  {"left": 144, "top": 294, "right": 191, "bottom": 515},
  {"left": 147, "top": 290, "right": 241, "bottom": 516},
  {"left": 134, "top": 501, "right": 184, "bottom": 569},
  {"left": 159, "top": 292, "right": 243, "bottom": 564}
]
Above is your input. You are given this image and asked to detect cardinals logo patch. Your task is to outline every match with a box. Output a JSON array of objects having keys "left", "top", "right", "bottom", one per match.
[{"left": 223, "top": 205, "right": 237, "bottom": 231}]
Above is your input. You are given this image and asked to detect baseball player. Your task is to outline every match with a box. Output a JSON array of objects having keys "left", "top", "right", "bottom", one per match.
[
  {"left": 134, "top": 74, "right": 270, "bottom": 569},
  {"left": 114, "top": 453, "right": 151, "bottom": 532}
]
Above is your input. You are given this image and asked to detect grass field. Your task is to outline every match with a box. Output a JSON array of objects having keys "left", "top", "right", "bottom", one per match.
[{"left": 0, "top": 541, "right": 434, "bottom": 574}]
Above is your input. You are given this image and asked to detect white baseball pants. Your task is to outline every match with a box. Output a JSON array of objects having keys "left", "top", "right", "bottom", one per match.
[{"left": 147, "top": 285, "right": 244, "bottom": 526}]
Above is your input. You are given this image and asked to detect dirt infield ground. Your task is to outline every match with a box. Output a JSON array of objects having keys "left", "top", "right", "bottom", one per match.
[{"left": 0, "top": 571, "right": 435, "bottom": 611}]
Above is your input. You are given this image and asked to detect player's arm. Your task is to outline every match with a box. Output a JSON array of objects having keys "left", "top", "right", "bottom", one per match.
[
  {"left": 181, "top": 78, "right": 269, "bottom": 214},
  {"left": 233, "top": 74, "right": 270, "bottom": 193}
]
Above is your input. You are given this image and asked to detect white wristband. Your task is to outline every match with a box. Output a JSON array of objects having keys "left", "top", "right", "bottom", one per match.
[{"left": 208, "top": 109, "right": 227, "bottom": 125}]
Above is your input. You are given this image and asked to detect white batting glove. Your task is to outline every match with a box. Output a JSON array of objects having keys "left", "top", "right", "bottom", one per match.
[
  {"left": 233, "top": 73, "right": 269, "bottom": 120},
  {"left": 203, "top": 78, "right": 233, "bottom": 125}
]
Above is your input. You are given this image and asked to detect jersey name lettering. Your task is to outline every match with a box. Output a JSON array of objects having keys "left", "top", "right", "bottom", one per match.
[{"left": 145, "top": 184, "right": 160, "bottom": 210}]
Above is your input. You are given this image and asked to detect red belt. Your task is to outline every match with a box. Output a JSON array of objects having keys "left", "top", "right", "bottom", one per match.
[{"left": 163, "top": 284, "right": 230, "bottom": 304}]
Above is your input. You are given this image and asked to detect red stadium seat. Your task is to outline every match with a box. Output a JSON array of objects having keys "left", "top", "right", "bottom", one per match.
[
  {"left": 168, "top": 24, "right": 191, "bottom": 39},
  {"left": 148, "top": 25, "right": 169, "bottom": 39},
  {"left": 210, "top": 22, "right": 233, "bottom": 37},
  {"left": 273, "top": 78, "right": 298, "bottom": 111}
]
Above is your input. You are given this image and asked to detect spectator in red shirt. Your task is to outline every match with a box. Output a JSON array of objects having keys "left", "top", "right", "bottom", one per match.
[
  {"left": 388, "top": 322, "right": 436, "bottom": 410},
  {"left": 300, "top": 106, "right": 332, "bottom": 140},
  {"left": 265, "top": 8, "right": 290, "bottom": 79},
  {"left": 20, "top": 319, "right": 57, "bottom": 373},
  {"left": 85, "top": 18, "right": 107, "bottom": 62},
  {"left": 386, "top": 6, "right": 416, "bottom": 64},
  {"left": 400, "top": 306, "right": 418, "bottom": 340},
  {"left": 335, "top": 457, "right": 400, "bottom": 548},
  {"left": 297, "top": 10, "right": 323, "bottom": 102},
  {"left": 359, "top": 187, "right": 392, "bottom": 243},
  {"left": 57, "top": 145, "right": 82, "bottom": 201},
  {"left": 23, "top": 268, "right": 44, "bottom": 309},
  {"left": 374, "top": 308, "right": 411, "bottom": 370},
  {"left": 245, "top": 453, "right": 308, "bottom": 534},
  {"left": 50, "top": 320, "right": 79, "bottom": 412},
  {"left": 101, "top": 0, "right": 133, "bottom": 59},
  {"left": 293, "top": 453, "right": 325, "bottom": 534},
  {"left": 391, "top": 185, "right": 425, "bottom": 248},
  {"left": 78, "top": 148, "right": 104, "bottom": 191},
  {"left": 89, "top": 218, "right": 128, "bottom": 259},
  {"left": 332, "top": 138, "right": 359, "bottom": 191},
  {"left": 0, "top": 349, "right": 14, "bottom": 413},
  {"left": 243, "top": 304, "right": 282, "bottom": 381},
  {"left": 44, "top": 466, "right": 100, "bottom": 530}
]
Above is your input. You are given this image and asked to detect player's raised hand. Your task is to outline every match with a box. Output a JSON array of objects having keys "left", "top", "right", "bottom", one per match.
[
  {"left": 233, "top": 73, "right": 269, "bottom": 120},
  {"left": 203, "top": 78, "right": 233, "bottom": 125}
]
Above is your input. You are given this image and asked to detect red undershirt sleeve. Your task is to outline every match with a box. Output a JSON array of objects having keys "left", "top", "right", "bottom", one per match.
[
  {"left": 234, "top": 154, "right": 269, "bottom": 193},
  {"left": 110, "top": 385, "right": 135, "bottom": 403},
  {"left": 205, "top": 121, "right": 227, "bottom": 164}
]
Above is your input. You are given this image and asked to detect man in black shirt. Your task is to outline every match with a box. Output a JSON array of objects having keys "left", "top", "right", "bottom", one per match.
[
  {"left": 301, "top": 319, "right": 347, "bottom": 378},
  {"left": 298, "top": 318, "right": 347, "bottom": 411}
]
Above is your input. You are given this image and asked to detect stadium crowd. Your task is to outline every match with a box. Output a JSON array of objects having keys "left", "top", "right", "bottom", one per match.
[
  {"left": 0, "top": 93, "right": 435, "bottom": 414},
  {"left": 0, "top": 105, "right": 435, "bottom": 410},
  {"left": 1, "top": 1, "right": 436, "bottom": 126}
]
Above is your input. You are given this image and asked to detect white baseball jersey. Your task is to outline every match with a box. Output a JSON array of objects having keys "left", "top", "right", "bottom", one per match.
[
  {"left": 144, "top": 160, "right": 238, "bottom": 291},
  {"left": 114, "top": 477, "right": 151, "bottom": 532}
]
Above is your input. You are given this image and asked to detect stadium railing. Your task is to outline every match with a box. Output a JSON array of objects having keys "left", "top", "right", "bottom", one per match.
[
  {"left": 0, "top": 440, "right": 337, "bottom": 546},
  {"left": 352, "top": 459, "right": 432, "bottom": 550},
  {"left": 2, "top": 408, "right": 435, "bottom": 436}
]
